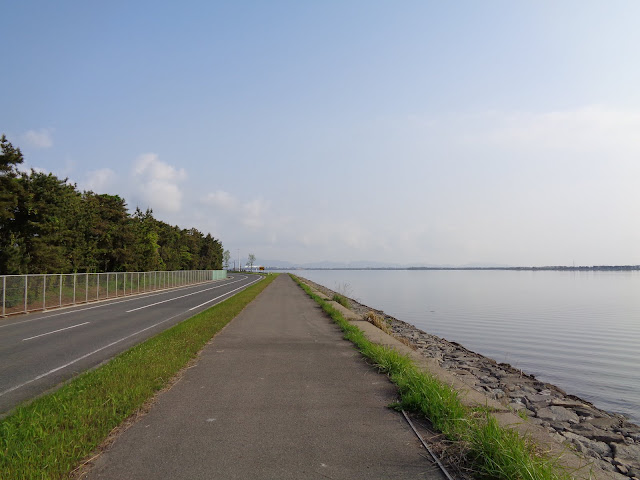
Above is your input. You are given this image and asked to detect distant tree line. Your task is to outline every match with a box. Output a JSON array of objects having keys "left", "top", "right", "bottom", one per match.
[{"left": 0, "top": 135, "right": 223, "bottom": 275}]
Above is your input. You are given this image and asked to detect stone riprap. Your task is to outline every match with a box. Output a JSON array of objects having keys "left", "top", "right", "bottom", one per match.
[{"left": 300, "top": 277, "right": 640, "bottom": 479}]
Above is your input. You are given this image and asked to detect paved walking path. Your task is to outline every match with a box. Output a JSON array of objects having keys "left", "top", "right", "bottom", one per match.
[{"left": 85, "top": 274, "right": 444, "bottom": 479}]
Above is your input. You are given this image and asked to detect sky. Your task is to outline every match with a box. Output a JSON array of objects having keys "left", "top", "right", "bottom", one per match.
[{"left": 3, "top": 1, "right": 640, "bottom": 267}]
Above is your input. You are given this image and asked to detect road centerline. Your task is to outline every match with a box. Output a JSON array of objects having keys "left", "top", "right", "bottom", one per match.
[
  {"left": 0, "top": 280, "right": 236, "bottom": 330},
  {"left": 22, "top": 322, "right": 90, "bottom": 342},
  {"left": 126, "top": 276, "right": 248, "bottom": 313},
  {"left": 188, "top": 277, "right": 261, "bottom": 311},
  {"left": 0, "top": 274, "right": 256, "bottom": 403},
  {"left": 0, "top": 314, "right": 186, "bottom": 399}
]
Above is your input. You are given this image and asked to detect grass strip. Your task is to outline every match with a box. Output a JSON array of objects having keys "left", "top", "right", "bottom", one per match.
[
  {"left": 0, "top": 274, "right": 277, "bottom": 480},
  {"left": 292, "top": 274, "right": 571, "bottom": 480},
  {"left": 331, "top": 293, "right": 349, "bottom": 308}
]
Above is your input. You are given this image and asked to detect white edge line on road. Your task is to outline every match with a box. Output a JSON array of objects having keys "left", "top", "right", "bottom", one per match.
[
  {"left": 22, "top": 322, "right": 90, "bottom": 342},
  {"left": 126, "top": 276, "right": 248, "bottom": 313},
  {"left": 0, "top": 314, "right": 184, "bottom": 398},
  {"left": 188, "top": 276, "right": 262, "bottom": 311},
  {"left": 0, "top": 275, "right": 256, "bottom": 399},
  {"left": 0, "top": 277, "right": 240, "bottom": 329}
]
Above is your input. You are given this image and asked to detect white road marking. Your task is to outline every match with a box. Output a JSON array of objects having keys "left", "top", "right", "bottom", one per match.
[
  {"left": 22, "top": 322, "right": 90, "bottom": 341},
  {"left": 0, "top": 277, "right": 253, "bottom": 399},
  {"left": 188, "top": 277, "right": 261, "bottom": 311},
  {"left": 126, "top": 276, "right": 248, "bottom": 313},
  {"left": 0, "top": 312, "right": 184, "bottom": 398},
  {"left": 0, "top": 279, "right": 236, "bottom": 329}
]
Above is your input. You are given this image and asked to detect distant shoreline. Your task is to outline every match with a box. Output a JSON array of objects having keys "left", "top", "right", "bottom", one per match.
[{"left": 270, "top": 265, "right": 640, "bottom": 271}]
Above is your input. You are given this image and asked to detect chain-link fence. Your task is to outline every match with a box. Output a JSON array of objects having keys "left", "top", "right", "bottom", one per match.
[{"left": 1, "top": 270, "right": 227, "bottom": 317}]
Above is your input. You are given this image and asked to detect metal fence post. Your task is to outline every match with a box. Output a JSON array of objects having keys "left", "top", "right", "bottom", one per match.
[
  {"left": 85, "top": 274, "right": 89, "bottom": 303},
  {"left": 59, "top": 273, "right": 63, "bottom": 307},
  {"left": 106, "top": 272, "right": 109, "bottom": 298},
  {"left": 2, "top": 276, "right": 5, "bottom": 317},
  {"left": 43, "top": 275, "right": 46, "bottom": 311},
  {"left": 124, "top": 272, "right": 126, "bottom": 296},
  {"left": 24, "top": 276, "right": 28, "bottom": 313},
  {"left": 97, "top": 274, "right": 100, "bottom": 300},
  {"left": 73, "top": 273, "right": 76, "bottom": 304}
]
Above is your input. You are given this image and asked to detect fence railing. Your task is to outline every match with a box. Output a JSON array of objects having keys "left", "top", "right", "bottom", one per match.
[{"left": 0, "top": 269, "right": 227, "bottom": 317}]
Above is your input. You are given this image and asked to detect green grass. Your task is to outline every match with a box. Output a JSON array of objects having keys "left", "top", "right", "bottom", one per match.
[
  {"left": 331, "top": 293, "right": 349, "bottom": 308},
  {"left": 0, "top": 274, "right": 277, "bottom": 480},
  {"left": 292, "top": 274, "right": 570, "bottom": 480}
]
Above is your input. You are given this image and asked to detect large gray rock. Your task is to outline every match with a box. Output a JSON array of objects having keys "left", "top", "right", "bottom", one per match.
[
  {"left": 572, "top": 422, "right": 626, "bottom": 443},
  {"left": 563, "top": 431, "right": 612, "bottom": 458},
  {"left": 551, "top": 398, "right": 585, "bottom": 408},
  {"left": 586, "top": 416, "right": 622, "bottom": 429},
  {"left": 612, "top": 442, "right": 640, "bottom": 468},
  {"left": 593, "top": 458, "right": 618, "bottom": 473},
  {"left": 537, "top": 405, "right": 580, "bottom": 424}
]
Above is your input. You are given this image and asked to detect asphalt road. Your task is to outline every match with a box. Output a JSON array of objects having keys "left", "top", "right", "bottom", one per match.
[
  {"left": 0, "top": 274, "right": 261, "bottom": 414},
  {"left": 85, "top": 274, "right": 445, "bottom": 479}
]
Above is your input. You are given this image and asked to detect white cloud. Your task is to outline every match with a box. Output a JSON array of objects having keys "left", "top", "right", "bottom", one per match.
[
  {"left": 134, "top": 153, "right": 187, "bottom": 181},
  {"left": 466, "top": 105, "right": 640, "bottom": 156},
  {"left": 141, "top": 180, "right": 183, "bottom": 213},
  {"left": 202, "top": 190, "right": 238, "bottom": 211},
  {"left": 242, "top": 198, "right": 269, "bottom": 229},
  {"left": 201, "top": 191, "right": 271, "bottom": 230},
  {"left": 22, "top": 128, "right": 54, "bottom": 148},
  {"left": 184, "top": 105, "right": 640, "bottom": 266},
  {"left": 133, "top": 153, "right": 186, "bottom": 213},
  {"left": 83, "top": 168, "right": 117, "bottom": 193}
]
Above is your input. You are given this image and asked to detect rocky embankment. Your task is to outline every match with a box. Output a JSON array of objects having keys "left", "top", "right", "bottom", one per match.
[{"left": 302, "top": 278, "right": 640, "bottom": 479}]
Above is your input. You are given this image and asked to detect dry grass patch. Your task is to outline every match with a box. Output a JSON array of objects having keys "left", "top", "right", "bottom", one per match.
[{"left": 364, "top": 310, "right": 392, "bottom": 334}]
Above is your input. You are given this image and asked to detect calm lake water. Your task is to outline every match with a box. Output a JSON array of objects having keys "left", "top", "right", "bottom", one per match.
[{"left": 291, "top": 269, "right": 640, "bottom": 424}]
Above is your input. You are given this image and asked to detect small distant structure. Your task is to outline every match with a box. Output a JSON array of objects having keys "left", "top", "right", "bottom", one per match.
[{"left": 244, "top": 264, "right": 263, "bottom": 272}]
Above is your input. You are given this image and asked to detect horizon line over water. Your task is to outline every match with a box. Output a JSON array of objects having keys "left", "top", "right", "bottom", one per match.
[
  {"left": 271, "top": 264, "right": 640, "bottom": 271},
  {"left": 286, "top": 269, "right": 640, "bottom": 424}
]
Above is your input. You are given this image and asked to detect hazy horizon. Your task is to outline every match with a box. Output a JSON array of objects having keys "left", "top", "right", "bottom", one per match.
[{"left": 3, "top": 2, "right": 640, "bottom": 267}]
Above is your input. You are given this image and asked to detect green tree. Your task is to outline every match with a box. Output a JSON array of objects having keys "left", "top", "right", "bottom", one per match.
[
  {"left": 0, "top": 135, "right": 25, "bottom": 274},
  {"left": 198, "top": 234, "right": 222, "bottom": 270},
  {"left": 0, "top": 136, "right": 226, "bottom": 275},
  {"left": 132, "top": 207, "right": 164, "bottom": 271},
  {"left": 84, "top": 193, "right": 135, "bottom": 272},
  {"left": 156, "top": 222, "right": 182, "bottom": 270},
  {"left": 13, "top": 171, "right": 83, "bottom": 273}
]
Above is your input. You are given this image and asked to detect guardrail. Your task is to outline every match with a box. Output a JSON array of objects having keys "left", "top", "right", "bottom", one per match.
[{"left": 0, "top": 269, "right": 227, "bottom": 317}]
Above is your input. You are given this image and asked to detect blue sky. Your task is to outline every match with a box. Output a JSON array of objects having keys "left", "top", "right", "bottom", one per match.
[{"left": 3, "top": 1, "right": 640, "bottom": 266}]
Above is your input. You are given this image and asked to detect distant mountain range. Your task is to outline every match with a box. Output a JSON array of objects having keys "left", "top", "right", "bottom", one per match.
[
  {"left": 248, "top": 259, "right": 639, "bottom": 271},
  {"left": 252, "top": 259, "right": 512, "bottom": 269}
]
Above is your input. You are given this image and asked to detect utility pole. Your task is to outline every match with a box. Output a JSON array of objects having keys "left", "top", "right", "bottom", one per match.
[{"left": 237, "top": 248, "right": 240, "bottom": 272}]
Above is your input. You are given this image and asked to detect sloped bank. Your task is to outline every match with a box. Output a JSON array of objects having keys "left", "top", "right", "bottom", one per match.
[{"left": 300, "top": 276, "right": 640, "bottom": 480}]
